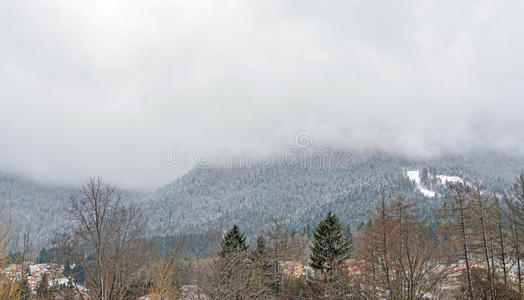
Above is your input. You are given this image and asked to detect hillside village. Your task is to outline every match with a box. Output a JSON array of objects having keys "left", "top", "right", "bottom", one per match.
[
  {"left": 5, "top": 256, "right": 524, "bottom": 299},
  {"left": 0, "top": 168, "right": 523, "bottom": 299}
]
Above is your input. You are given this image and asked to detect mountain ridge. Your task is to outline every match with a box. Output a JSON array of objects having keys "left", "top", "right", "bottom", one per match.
[
  {"left": 1, "top": 150, "right": 523, "bottom": 248},
  {"left": 143, "top": 150, "right": 524, "bottom": 239}
]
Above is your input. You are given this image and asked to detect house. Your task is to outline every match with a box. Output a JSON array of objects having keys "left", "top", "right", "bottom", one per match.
[
  {"left": 279, "top": 261, "right": 303, "bottom": 279},
  {"left": 343, "top": 258, "right": 364, "bottom": 276}
]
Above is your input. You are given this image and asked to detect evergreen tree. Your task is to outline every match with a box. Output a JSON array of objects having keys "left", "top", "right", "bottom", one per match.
[
  {"left": 255, "top": 235, "right": 267, "bottom": 257},
  {"left": 70, "top": 263, "right": 85, "bottom": 284},
  {"left": 64, "top": 260, "right": 71, "bottom": 276},
  {"left": 253, "top": 235, "right": 273, "bottom": 292},
  {"left": 310, "top": 212, "right": 350, "bottom": 274},
  {"left": 219, "top": 224, "right": 248, "bottom": 258},
  {"left": 210, "top": 225, "right": 271, "bottom": 299},
  {"left": 421, "top": 167, "right": 429, "bottom": 184},
  {"left": 343, "top": 223, "right": 354, "bottom": 254},
  {"left": 430, "top": 167, "right": 437, "bottom": 178},
  {"left": 38, "top": 248, "right": 48, "bottom": 263}
]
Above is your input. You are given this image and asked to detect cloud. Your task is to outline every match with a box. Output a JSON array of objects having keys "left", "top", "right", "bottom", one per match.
[{"left": 1, "top": 0, "right": 523, "bottom": 189}]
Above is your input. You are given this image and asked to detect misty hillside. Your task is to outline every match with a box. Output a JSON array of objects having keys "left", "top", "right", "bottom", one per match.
[
  {"left": 0, "top": 172, "right": 145, "bottom": 248},
  {"left": 144, "top": 150, "right": 524, "bottom": 239},
  {"left": 1, "top": 150, "right": 523, "bottom": 248},
  {"left": 0, "top": 173, "right": 75, "bottom": 248}
]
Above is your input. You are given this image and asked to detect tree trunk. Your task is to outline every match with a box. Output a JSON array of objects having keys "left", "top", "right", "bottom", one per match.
[
  {"left": 459, "top": 194, "right": 474, "bottom": 300},
  {"left": 496, "top": 200, "right": 508, "bottom": 284},
  {"left": 476, "top": 193, "right": 495, "bottom": 299}
]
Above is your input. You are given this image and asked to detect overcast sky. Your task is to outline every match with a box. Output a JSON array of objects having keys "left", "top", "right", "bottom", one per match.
[{"left": 1, "top": 0, "right": 523, "bottom": 190}]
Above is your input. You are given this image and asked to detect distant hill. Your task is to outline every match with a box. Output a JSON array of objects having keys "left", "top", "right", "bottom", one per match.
[
  {"left": 143, "top": 150, "right": 524, "bottom": 239},
  {"left": 1, "top": 150, "right": 523, "bottom": 249},
  {"left": 0, "top": 172, "right": 144, "bottom": 249}
]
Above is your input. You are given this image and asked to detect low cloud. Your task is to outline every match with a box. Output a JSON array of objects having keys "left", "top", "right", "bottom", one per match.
[{"left": 1, "top": 0, "right": 523, "bottom": 189}]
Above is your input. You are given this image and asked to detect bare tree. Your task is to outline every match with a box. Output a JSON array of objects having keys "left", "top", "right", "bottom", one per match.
[
  {"left": 149, "top": 237, "right": 179, "bottom": 300},
  {"left": 494, "top": 196, "right": 509, "bottom": 285},
  {"left": 506, "top": 171, "right": 524, "bottom": 296},
  {"left": 509, "top": 208, "right": 523, "bottom": 296},
  {"left": 359, "top": 195, "right": 449, "bottom": 299},
  {"left": 206, "top": 225, "right": 271, "bottom": 299},
  {"left": 441, "top": 182, "right": 474, "bottom": 300},
  {"left": 265, "top": 216, "right": 287, "bottom": 295},
  {"left": 359, "top": 195, "right": 394, "bottom": 297},
  {"left": 57, "top": 176, "right": 149, "bottom": 300},
  {"left": 207, "top": 251, "right": 272, "bottom": 299},
  {"left": 468, "top": 185, "right": 497, "bottom": 299},
  {"left": 507, "top": 171, "right": 524, "bottom": 228},
  {"left": 0, "top": 215, "right": 25, "bottom": 299}
]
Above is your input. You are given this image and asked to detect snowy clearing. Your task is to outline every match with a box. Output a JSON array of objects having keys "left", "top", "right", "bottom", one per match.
[
  {"left": 406, "top": 170, "right": 436, "bottom": 198},
  {"left": 437, "top": 175, "right": 464, "bottom": 185}
]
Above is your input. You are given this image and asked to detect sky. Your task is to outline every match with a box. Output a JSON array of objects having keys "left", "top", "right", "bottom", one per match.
[{"left": 1, "top": 0, "right": 523, "bottom": 190}]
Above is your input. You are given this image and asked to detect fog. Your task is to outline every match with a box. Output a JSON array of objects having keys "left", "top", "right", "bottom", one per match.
[{"left": 1, "top": 0, "right": 523, "bottom": 189}]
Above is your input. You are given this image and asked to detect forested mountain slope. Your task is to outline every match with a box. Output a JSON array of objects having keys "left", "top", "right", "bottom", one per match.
[
  {"left": 1, "top": 150, "right": 523, "bottom": 248},
  {"left": 0, "top": 172, "right": 144, "bottom": 248},
  {"left": 144, "top": 150, "right": 524, "bottom": 238}
]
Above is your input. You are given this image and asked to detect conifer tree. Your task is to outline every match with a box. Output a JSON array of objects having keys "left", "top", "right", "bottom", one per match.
[
  {"left": 255, "top": 235, "right": 267, "bottom": 256},
  {"left": 38, "top": 248, "right": 48, "bottom": 264},
  {"left": 343, "top": 223, "right": 354, "bottom": 254},
  {"left": 310, "top": 212, "right": 349, "bottom": 274},
  {"left": 64, "top": 260, "right": 71, "bottom": 276},
  {"left": 220, "top": 224, "right": 248, "bottom": 258},
  {"left": 209, "top": 225, "right": 270, "bottom": 299},
  {"left": 253, "top": 235, "right": 273, "bottom": 292},
  {"left": 421, "top": 167, "right": 429, "bottom": 184}
]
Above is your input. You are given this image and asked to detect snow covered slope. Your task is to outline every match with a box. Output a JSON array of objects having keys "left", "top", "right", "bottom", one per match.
[
  {"left": 406, "top": 170, "right": 466, "bottom": 198},
  {"left": 406, "top": 170, "right": 436, "bottom": 197},
  {"left": 144, "top": 151, "right": 524, "bottom": 238},
  {"left": 437, "top": 175, "right": 464, "bottom": 185}
]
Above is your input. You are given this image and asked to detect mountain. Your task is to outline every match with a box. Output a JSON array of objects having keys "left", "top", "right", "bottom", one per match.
[
  {"left": 1, "top": 150, "right": 523, "bottom": 249},
  {"left": 0, "top": 172, "right": 144, "bottom": 249},
  {"left": 0, "top": 172, "right": 75, "bottom": 248},
  {"left": 143, "top": 150, "right": 524, "bottom": 239}
]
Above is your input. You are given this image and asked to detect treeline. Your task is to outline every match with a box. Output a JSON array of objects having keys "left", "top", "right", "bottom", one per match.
[
  {"left": 199, "top": 172, "right": 524, "bottom": 299},
  {"left": 144, "top": 151, "right": 524, "bottom": 240},
  {"left": 2, "top": 171, "right": 524, "bottom": 299}
]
